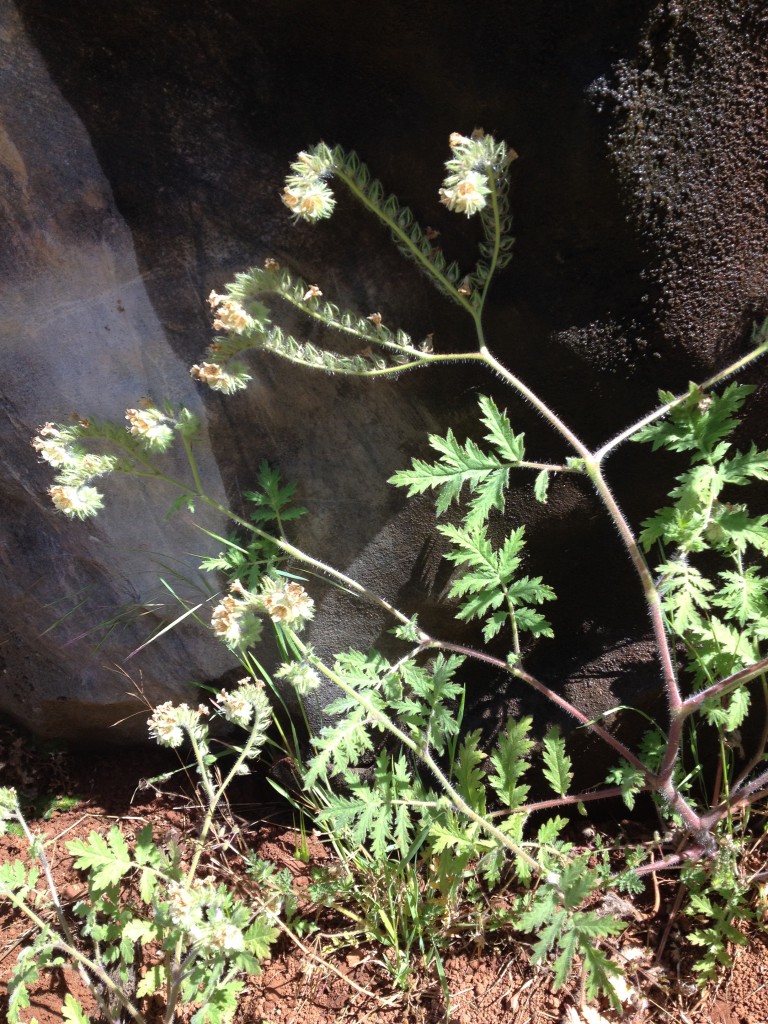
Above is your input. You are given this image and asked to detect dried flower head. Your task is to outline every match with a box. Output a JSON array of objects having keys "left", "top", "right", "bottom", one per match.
[
  {"left": 211, "top": 595, "right": 244, "bottom": 646},
  {"left": 293, "top": 147, "right": 335, "bottom": 177},
  {"left": 367, "top": 312, "right": 383, "bottom": 326},
  {"left": 302, "top": 284, "right": 323, "bottom": 302},
  {"left": 207, "top": 291, "right": 255, "bottom": 335},
  {"left": 449, "top": 132, "right": 471, "bottom": 149}
]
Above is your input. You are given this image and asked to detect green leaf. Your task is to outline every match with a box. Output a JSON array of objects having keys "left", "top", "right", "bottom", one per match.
[
  {"left": 244, "top": 917, "right": 279, "bottom": 960},
  {"left": 482, "top": 609, "right": 509, "bottom": 641},
  {"left": 552, "top": 927, "right": 580, "bottom": 989},
  {"left": 513, "top": 606, "right": 555, "bottom": 639},
  {"left": 541, "top": 728, "right": 573, "bottom": 797},
  {"left": 122, "top": 917, "right": 158, "bottom": 946},
  {"left": 0, "top": 859, "right": 38, "bottom": 896},
  {"left": 136, "top": 964, "right": 167, "bottom": 999},
  {"left": 477, "top": 395, "right": 525, "bottom": 463},
  {"left": 583, "top": 942, "right": 626, "bottom": 1005},
  {"left": 304, "top": 707, "right": 373, "bottom": 788},
  {"left": 714, "top": 567, "right": 768, "bottom": 627},
  {"left": 61, "top": 994, "right": 91, "bottom": 1024},
  {"left": 454, "top": 730, "right": 487, "bottom": 813},
  {"left": 534, "top": 469, "right": 550, "bottom": 504},
  {"left": 558, "top": 857, "right": 600, "bottom": 911},
  {"left": 7, "top": 956, "right": 35, "bottom": 1023},
  {"left": 243, "top": 461, "right": 307, "bottom": 526},
  {"left": 537, "top": 815, "right": 568, "bottom": 845},
  {"left": 712, "top": 507, "right": 768, "bottom": 555},
  {"left": 720, "top": 443, "right": 768, "bottom": 484},
  {"left": 656, "top": 559, "right": 714, "bottom": 633},
  {"left": 67, "top": 826, "right": 134, "bottom": 892},
  {"left": 488, "top": 717, "right": 534, "bottom": 808},
  {"left": 190, "top": 981, "right": 243, "bottom": 1024},
  {"left": 389, "top": 395, "right": 530, "bottom": 529},
  {"left": 391, "top": 615, "right": 422, "bottom": 643},
  {"left": 633, "top": 382, "right": 752, "bottom": 458},
  {"left": 605, "top": 761, "right": 645, "bottom": 811},
  {"left": 439, "top": 522, "right": 554, "bottom": 643}
]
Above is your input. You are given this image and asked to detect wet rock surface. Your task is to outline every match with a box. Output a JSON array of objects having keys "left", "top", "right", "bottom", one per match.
[{"left": 2, "top": 0, "right": 767, "bottom": 747}]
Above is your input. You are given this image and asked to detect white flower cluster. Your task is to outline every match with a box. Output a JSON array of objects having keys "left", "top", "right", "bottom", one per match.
[
  {"left": 188, "top": 291, "right": 261, "bottom": 394},
  {"left": 259, "top": 579, "right": 315, "bottom": 627},
  {"left": 210, "top": 578, "right": 315, "bottom": 652},
  {"left": 32, "top": 422, "right": 117, "bottom": 518},
  {"left": 33, "top": 403, "right": 186, "bottom": 519},
  {"left": 282, "top": 144, "right": 337, "bottom": 222},
  {"left": 438, "top": 130, "right": 506, "bottom": 217},
  {"left": 48, "top": 484, "right": 105, "bottom": 519},
  {"left": 214, "top": 677, "right": 271, "bottom": 730},
  {"left": 189, "top": 360, "right": 252, "bottom": 395},
  {"left": 125, "top": 406, "right": 174, "bottom": 450},
  {"left": 207, "top": 291, "right": 252, "bottom": 334},
  {"left": 31, "top": 422, "right": 79, "bottom": 468},
  {"left": 165, "top": 879, "right": 245, "bottom": 954},
  {"left": 210, "top": 580, "right": 264, "bottom": 650},
  {"left": 275, "top": 658, "right": 322, "bottom": 697},
  {"left": 147, "top": 701, "right": 207, "bottom": 749}
]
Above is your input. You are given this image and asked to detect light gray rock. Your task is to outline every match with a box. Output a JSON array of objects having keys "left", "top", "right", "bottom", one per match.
[{"left": 0, "top": 1, "right": 232, "bottom": 741}]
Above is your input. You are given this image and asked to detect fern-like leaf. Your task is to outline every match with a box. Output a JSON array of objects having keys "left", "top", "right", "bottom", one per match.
[
  {"left": 541, "top": 728, "right": 573, "bottom": 797},
  {"left": 488, "top": 716, "right": 534, "bottom": 808}
]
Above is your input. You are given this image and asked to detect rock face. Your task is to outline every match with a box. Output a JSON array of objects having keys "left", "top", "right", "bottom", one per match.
[
  {"left": 0, "top": 0, "right": 232, "bottom": 740},
  {"left": 1, "top": 0, "right": 767, "bottom": 747}
]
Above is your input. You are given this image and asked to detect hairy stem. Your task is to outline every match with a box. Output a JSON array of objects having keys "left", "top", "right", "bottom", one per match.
[
  {"left": 680, "top": 656, "right": 768, "bottom": 714},
  {"left": 474, "top": 171, "right": 504, "bottom": 321},
  {"left": 476, "top": 344, "right": 682, "bottom": 713},
  {"left": 489, "top": 784, "right": 639, "bottom": 818},
  {"left": 334, "top": 165, "right": 475, "bottom": 315},
  {"left": 594, "top": 335, "right": 768, "bottom": 463}
]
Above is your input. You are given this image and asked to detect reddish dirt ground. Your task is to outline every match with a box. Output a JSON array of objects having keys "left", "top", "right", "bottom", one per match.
[{"left": 1, "top": 719, "right": 767, "bottom": 1024}]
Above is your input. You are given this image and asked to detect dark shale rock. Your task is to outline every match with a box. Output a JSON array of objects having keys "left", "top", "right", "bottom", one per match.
[{"left": 1, "top": 0, "right": 766, "bottom": 753}]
